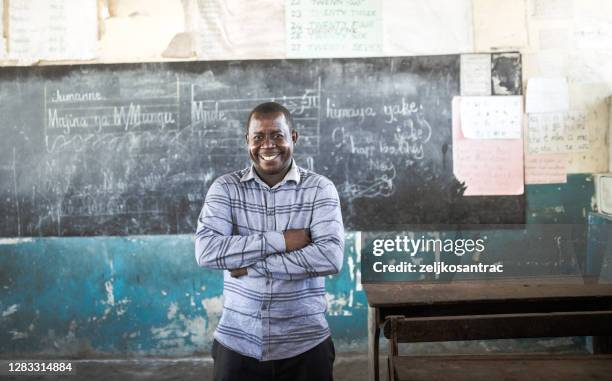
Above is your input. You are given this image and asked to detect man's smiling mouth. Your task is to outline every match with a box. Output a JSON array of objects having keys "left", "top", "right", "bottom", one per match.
[{"left": 259, "top": 154, "right": 280, "bottom": 161}]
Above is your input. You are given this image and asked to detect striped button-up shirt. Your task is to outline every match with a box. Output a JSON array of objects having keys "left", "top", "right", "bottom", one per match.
[{"left": 195, "top": 161, "right": 344, "bottom": 361}]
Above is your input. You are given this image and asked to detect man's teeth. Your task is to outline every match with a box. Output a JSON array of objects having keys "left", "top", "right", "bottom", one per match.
[{"left": 261, "top": 154, "right": 279, "bottom": 161}]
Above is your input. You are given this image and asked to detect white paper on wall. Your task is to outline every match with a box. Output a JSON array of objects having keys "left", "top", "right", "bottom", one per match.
[
  {"left": 527, "top": 111, "right": 589, "bottom": 154},
  {"left": 195, "top": 0, "right": 285, "bottom": 60},
  {"left": 538, "top": 28, "right": 570, "bottom": 50},
  {"left": 8, "top": 0, "right": 97, "bottom": 61},
  {"left": 460, "top": 54, "right": 492, "bottom": 96},
  {"left": 597, "top": 175, "right": 612, "bottom": 216},
  {"left": 524, "top": 153, "right": 567, "bottom": 184},
  {"left": 529, "top": 0, "right": 572, "bottom": 19},
  {"left": 383, "top": 0, "right": 473, "bottom": 55},
  {"left": 460, "top": 96, "right": 523, "bottom": 139},
  {"left": 0, "top": 3, "right": 5, "bottom": 58},
  {"left": 526, "top": 77, "right": 569, "bottom": 113},
  {"left": 574, "top": 20, "right": 612, "bottom": 51},
  {"left": 286, "top": 0, "right": 382, "bottom": 58},
  {"left": 472, "top": 0, "right": 527, "bottom": 51}
]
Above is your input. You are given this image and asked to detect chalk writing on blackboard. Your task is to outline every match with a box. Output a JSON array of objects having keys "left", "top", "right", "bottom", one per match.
[{"left": 0, "top": 55, "right": 526, "bottom": 236}]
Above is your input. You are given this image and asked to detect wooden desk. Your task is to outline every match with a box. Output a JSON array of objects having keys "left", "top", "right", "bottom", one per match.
[{"left": 364, "top": 277, "right": 612, "bottom": 381}]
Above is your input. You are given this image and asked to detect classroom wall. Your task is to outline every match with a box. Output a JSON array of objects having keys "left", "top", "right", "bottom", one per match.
[{"left": 1, "top": 0, "right": 611, "bottom": 357}]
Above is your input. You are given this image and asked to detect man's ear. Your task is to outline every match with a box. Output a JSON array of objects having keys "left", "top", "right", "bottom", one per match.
[
  {"left": 244, "top": 132, "right": 249, "bottom": 145},
  {"left": 292, "top": 130, "right": 298, "bottom": 144}
]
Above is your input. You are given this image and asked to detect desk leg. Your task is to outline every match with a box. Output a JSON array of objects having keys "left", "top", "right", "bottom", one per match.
[{"left": 368, "top": 306, "right": 380, "bottom": 381}]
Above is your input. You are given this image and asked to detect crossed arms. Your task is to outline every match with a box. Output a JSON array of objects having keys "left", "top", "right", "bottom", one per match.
[{"left": 194, "top": 179, "right": 344, "bottom": 280}]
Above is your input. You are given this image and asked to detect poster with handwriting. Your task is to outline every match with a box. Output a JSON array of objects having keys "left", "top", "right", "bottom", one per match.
[
  {"left": 460, "top": 54, "right": 492, "bottom": 96},
  {"left": 286, "top": 0, "right": 383, "bottom": 58},
  {"left": 524, "top": 153, "right": 567, "bottom": 184},
  {"left": 453, "top": 98, "right": 524, "bottom": 196},
  {"left": 527, "top": 111, "right": 589, "bottom": 153},
  {"left": 196, "top": 0, "right": 285, "bottom": 59},
  {"left": 8, "top": 0, "right": 97, "bottom": 61},
  {"left": 460, "top": 96, "right": 523, "bottom": 139},
  {"left": 383, "top": 0, "right": 473, "bottom": 55}
]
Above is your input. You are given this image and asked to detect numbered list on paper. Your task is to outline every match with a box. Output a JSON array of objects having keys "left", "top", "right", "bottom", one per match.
[
  {"left": 460, "top": 96, "right": 523, "bottom": 139},
  {"left": 528, "top": 112, "right": 589, "bottom": 154},
  {"left": 286, "top": 0, "right": 383, "bottom": 58}
]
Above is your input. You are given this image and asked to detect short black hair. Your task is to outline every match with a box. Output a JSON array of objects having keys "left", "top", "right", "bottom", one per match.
[{"left": 246, "top": 102, "right": 294, "bottom": 131}]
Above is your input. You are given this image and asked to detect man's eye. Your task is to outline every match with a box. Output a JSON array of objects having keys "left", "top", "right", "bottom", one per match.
[
  {"left": 253, "top": 136, "right": 263, "bottom": 140},
  {"left": 274, "top": 134, "right": 284, "bottom": 139}
]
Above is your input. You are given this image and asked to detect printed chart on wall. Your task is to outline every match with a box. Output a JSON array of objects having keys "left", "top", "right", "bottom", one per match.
[{"left": 0, "top": 56, "right": 525, "bottom": 236}]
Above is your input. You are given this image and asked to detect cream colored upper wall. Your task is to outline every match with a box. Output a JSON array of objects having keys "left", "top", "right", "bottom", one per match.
[{"left": 0, "top": 0, "right": 610, "bottom": 172}]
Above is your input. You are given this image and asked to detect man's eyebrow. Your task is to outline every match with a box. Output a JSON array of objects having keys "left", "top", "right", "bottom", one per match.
[{"left": 251, "top": 128, "right": 284, "bottom": 134}]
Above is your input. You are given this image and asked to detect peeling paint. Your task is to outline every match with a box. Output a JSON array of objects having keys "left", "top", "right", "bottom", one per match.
[
  {"left": 116, "top": 298, "right": 130, "bottom": 316},
  {"left": 354, "top": 232, "right": 363, "bottom": 291},
  {"left": 347, "top": 256, "right": 355, "bottom": 282},
  {"left": 167, "top": 302, "right": 178, "bottom": 320},
  {"left": 104, "top": 280, "right": 115, "bottom": 307},
  {"left": 201, "top": 296, "right": 223, "bottom": 315},
  {"left": 10, "top": 330, "right": 28, "bottom": 340},
  {"left": 326, "top": 292, "right": 351, "bottom": 316},
  {"left": 2, "top": 304, "right": 19, "bottom": 317},
  {"left": 150, "top": 314, "right": 207, "bottom": 355},
  {"left": 0, "top": 238, "right": 33, "bottom": 244}
]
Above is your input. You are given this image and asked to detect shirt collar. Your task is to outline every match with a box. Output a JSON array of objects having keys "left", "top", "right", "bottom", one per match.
[{"left": 240, "top": 159, "right": 301, "bottom": 186}]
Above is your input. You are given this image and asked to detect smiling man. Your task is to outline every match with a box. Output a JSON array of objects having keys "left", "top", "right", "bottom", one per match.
[{"left": 195, "top": 102, "right": 344, "bottom": 381}]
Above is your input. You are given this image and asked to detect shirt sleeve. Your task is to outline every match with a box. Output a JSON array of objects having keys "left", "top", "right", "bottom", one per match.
[
  {"left": 195, "top": 180, "right": 286, "bottom": 270},
  {"left": 249, "top": 179, "right": 344, "bottom": 280}
]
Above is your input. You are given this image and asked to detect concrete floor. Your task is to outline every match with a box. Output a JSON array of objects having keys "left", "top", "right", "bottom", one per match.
[{"left": 2, "top": 354, "right": 377, "bottom": 381}]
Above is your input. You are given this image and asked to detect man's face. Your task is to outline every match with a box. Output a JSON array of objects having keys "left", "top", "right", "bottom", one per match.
[{"left": 246, "top": 112, "right": 297, "bottom": 180}]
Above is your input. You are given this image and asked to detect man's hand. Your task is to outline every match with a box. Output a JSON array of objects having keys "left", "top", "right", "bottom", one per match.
[
  {"left": 283, "top": 229, "right": 311, "bottom": 252},
  {"left": 229, "top": 229, "right": 310, "bottom": 277},
  {"left": 230, "top": 267, "right": 248, "bottom": 278}
]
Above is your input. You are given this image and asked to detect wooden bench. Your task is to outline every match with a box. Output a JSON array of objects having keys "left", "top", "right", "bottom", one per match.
[{"left": 364, "top": 277, "right": 612, "bottom": 381}]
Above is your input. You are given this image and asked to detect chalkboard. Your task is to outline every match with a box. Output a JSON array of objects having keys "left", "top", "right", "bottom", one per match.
[{"left": 0, "top": 56, "right": 525, "bottom": 236}]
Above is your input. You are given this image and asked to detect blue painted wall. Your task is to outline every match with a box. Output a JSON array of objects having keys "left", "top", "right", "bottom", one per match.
[{"left": 0, "top": 233, "right": 365, "bottom": 356}]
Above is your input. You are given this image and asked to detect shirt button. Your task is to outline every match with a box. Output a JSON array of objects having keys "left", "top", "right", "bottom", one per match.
[{"left": 266, "top": 208, "right": 274, "bottom": 215}]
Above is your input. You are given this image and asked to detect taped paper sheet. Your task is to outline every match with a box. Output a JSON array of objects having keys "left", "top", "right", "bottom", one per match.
[
  {"left": 196, "top": 0, "right": 285, "bottom": 60},
  {"left": 460, "top": 54, "right": 492, "bottom": 96},
  {"left": 452, "top": 98, "right": 524, "bottom": 196},
  {"left": 460, "top": 96, "right": 523, "bottom": 139},
  {"left": 286, "top": 0, "right": 382, "bottom": 58},
  {"left": 524, "top": 154, "right": 567, "bottom": 184},
  {"left": 526, "top": 77, "right": 569, "bottom": 114},
  {"left": 383, "top": 0, "right": 473, "bottom": 55},
  {"left": 473, "top": 0, "right": 527, "bottom": 51},
  {"left": 527, "top": 112, "right": 589, "bottom": 153},
  {"left": 8, "top": 0, "right": 97, "bottom": 61},
  {"left": 529, "top": 0, "right": 572, "bottom": 19}
]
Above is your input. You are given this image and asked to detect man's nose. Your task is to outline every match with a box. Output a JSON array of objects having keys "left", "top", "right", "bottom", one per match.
[{"left": 262, "top": 136, "right": 276, "bottom": 147}]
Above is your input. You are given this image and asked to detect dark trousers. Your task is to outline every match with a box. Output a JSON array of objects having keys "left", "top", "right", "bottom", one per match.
[{"left": 212, "top": 337, "right": 335, "bottom": 381}]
